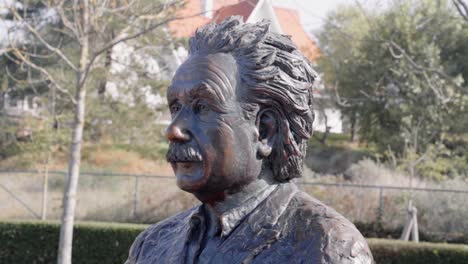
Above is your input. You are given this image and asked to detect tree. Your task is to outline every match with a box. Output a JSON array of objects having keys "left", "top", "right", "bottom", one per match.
[
  {"left": 318, "top": 0, "right": 468, "bottom": 153},
  {"left": 316, "top": 5, "right": 371, "bottom": 142},
  {"left": 2, "top": 1, "right": 184, "bottom": 263},
  {"left": 317, "top": 0, "right": 468, "bottom": 180}
]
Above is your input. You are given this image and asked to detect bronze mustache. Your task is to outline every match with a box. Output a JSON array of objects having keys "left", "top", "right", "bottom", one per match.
[{"left": 166, "top": 143, "right": 203, "bottom": 163}]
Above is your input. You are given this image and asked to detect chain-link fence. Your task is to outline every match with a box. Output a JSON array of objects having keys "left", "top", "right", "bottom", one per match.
[{"left": 1, "top": 170, "right": 467, "bottom": 239}]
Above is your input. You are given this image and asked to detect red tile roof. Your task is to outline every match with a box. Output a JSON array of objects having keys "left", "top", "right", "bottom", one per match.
[
  {"left": 167, "top": 0, "right": 211, "bottom": 39},
  {"left": 213, "top": 0, "right": 258, "bottom": 23},
  {"left": 168, "top": 0, "right": 320, "bottom": 62},
  {"left": 213, "top": 0, "right": 244, "bottom": 10},
  {"left": 274, "top": 7, "right": 321, "bottom": 62}
]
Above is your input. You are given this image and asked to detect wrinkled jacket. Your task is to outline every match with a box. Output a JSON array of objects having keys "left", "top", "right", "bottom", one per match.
[{"left": 126, "top": 183, "right": 373, "bottom": 264}]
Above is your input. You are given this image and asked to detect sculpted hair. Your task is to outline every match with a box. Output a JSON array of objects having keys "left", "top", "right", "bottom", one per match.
[{"left": 188, "top": 16, "right": 316, "bottom": 181}]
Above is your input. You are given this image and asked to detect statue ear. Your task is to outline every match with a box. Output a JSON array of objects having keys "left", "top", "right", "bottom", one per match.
[{"left": 256, "top": 109, "right": 278, "bottom": 158}]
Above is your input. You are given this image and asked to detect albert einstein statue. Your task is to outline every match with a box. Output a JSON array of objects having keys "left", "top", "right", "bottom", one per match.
[{"left": 126, "top": 16, "right": 373, "bottom": 264}]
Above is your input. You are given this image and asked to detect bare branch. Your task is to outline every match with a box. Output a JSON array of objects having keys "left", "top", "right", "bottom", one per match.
[
  {"left": 358, "top": 90, "right": 381, "bottom": 102},
  {"left": 84, "top": 8, "right": 198, "bottom": 83},
  {"left": 5, "top": 65, "right": 47, "bottom": 86},
  {"left": 92, "top": 13, "right": 185, "bottom": 58},
  {"left": 18, "top": 35, "right": 65, "bottom": 59},
  {"left": 55, "top": 1, "right": 81, "bottom": 39},
  {"left": 331, "top": 82, "right": 352, "bottom": 107},
  {"left": 102, "top": 0, "right": 139, "bottom": 13},
  {"left": 76, "top": 1, "right": 174, "bottom": 86},
  {"left": 385, "top": 41, "right": 464, "bottom": 92},
  {"left": 352, "top": 0, "right": 466, "bottom": 98},
  {"left": 73, "top": 0, "right": 83, "bottom": 36},
  {"left": 422, "top": 72, "right": 452, "bottom": 104},
  {"left": 10, "top": 8, "right": 79, "bottom": 72},
  {"left": 453, "top": 0, "right": 468, "bottom": 21},
  {"left": 8, "top": 49, "right": 77, "bottom": 105},
  {"left": 387, "top": 44, "right": 404, "bottom": 59}
]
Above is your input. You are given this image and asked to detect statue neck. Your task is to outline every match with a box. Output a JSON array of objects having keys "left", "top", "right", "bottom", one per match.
[
  {"left": 195, "top": 169, "right": 278, "bottom": 237},
  {"left": 193, "top": 167, "right": 277, "bottom": 209}
]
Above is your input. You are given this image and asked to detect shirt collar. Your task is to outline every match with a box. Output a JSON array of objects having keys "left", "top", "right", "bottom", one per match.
[
  {"left": 188, "top": 182, "right": 298, "bottom": 241},
  {"left": 217, "top": 184, "right": 277, "bottom": 237}
]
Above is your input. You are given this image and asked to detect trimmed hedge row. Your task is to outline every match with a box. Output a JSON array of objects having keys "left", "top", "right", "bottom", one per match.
[
  {"left": 1, "top": 221, "right": 467, "bottom": 264},
  {"left": 356, "top": 222, "right": 468, "bottom": 245},
  {"left": 368, "top": 238, "right": 468, "bottom": 264},
  {"left": 0, "top": 221, "right": 145, "bottom": 264}
]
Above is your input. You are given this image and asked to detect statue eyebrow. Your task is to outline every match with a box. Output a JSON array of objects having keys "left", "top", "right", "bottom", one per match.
[
  {"left": 188, "top": 83, "right": 225, "bottom": 103},
  {"left": 167, "top": 82, "right": 229, "bottom": 115},
  {"left": 166, "top": 86, "right": 178, "bottom": 106},
  {"left": 189, "top": 83, "right": 231, "bottom": 114}
]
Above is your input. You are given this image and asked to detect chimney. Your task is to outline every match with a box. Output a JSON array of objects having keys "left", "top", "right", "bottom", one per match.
[{"left": 201, "top": 0, "right": 213, "bottom": 19}]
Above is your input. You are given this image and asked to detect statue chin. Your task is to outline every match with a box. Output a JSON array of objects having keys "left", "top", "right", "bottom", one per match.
[{"left": 173, "top": 162, "right": 205, "bottom": 192}]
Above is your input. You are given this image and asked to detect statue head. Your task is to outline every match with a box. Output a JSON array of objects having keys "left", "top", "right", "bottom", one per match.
[{"left": 165, "top": 16, "right": 316, "bottom": 200}]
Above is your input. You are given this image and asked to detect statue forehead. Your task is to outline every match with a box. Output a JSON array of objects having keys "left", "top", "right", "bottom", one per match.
[
  {"left": 173, "top": 53, "right": 237, "bottom": 83},
  {"left": 169, "top": 53, "right": 239, "bottom": 102}
]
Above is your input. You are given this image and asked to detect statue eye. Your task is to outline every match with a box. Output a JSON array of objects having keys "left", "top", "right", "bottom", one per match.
[
  {"left": 170, "top": 102, "right": 182, "bottom": 114},
  {"left": 194, "top": 102, "right": 210, "bottom": 114}
]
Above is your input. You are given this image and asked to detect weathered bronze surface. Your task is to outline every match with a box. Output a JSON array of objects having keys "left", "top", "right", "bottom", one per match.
[{"left": 127, "top": 16, "right": 373, "bottom": 264}]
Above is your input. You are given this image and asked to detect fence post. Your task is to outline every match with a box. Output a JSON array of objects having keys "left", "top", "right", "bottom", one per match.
[
  {"left": 41, "top": 170, "right": 49, "bottom": 220},
  {"left": 133, "top": 176, "right": 139, "bottom": 219},
  {"left": 377, "top": 187, "right": 384, "bottom": 222}
]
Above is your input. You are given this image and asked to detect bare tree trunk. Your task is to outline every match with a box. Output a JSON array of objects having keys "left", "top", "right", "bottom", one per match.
[
  {"left": 41, "top": 84, "right": 57, "bottom": 221},
  {"left": 97, "top": 30, "right": 114, "bottom": 96},
  {"left": 350, "top": 111, "right": 356, "bottom": 142},
  {"left": 57, "top": 1, "right": 89, "bottom": 263},
  {"left": 41, "top": 155, "right": 50, "bottom": 220},
  {"left": 313, "top": 110, "right": 330, "bottom": 145}
]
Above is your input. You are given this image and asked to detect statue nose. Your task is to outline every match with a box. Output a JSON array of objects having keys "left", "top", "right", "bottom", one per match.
[{"left": 165, "top": 122, "right": 191, "bottom": 142}]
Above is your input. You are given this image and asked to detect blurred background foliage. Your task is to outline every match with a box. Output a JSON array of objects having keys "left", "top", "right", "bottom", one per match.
[
  {"left": 316, "top": 0, "right": 468, "bottom": 180},
  {"left": 0, "top": 0, "right": 175, "bottom": 171},
  {"left": 1, "top": 0, "right": 467, "bottom": 180}
]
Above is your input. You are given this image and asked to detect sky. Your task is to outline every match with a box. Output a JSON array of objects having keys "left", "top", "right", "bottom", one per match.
[
  {"left": 0, "top": 0, "right": 22, "bottom": 15},
  {"left": 0, "top": 0, "right": 389, "bottom": 51},
  {"left": 0, "top": 0, "right": 21, "bottom": 51},
  {"left": 273, "top": 0, "right": 388, "bottom": 36},
  {"left": 273, "top": 0, "right": 351, "bottom": 33}
]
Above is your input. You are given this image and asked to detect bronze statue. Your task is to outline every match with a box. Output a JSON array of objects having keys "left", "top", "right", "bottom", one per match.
[{"left": 126, "top": 16, "right": 373, "bottom": 264}]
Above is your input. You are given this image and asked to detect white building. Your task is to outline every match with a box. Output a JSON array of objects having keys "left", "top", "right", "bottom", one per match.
[{"left": 0, "top": 92, "right": 43, "bottom": 118}]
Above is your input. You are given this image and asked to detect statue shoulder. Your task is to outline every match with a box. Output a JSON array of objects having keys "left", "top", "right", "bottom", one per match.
[
  {"left": 288, "top": 191, "right": 374, "bottom": 264},
  {"left": 126, "top": 205, "right": 200, "bottom": 264}
]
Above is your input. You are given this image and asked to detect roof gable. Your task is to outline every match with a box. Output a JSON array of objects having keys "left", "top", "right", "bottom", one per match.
[
  {"left": 274, "top": 7, "right": 320, "bottom": 61},
  {"left": 167, "top": 0, "right": 320, "bottom": 62},
  {"left": 213, "top": 0, "right": 257, "bottom": 23}
]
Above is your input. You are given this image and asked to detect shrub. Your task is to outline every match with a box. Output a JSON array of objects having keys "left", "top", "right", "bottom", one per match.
[
  {"left": 0, "top": 221, "right": 145, "bottom": 264},
  {"left": 1, "top": 221, "right": 468, "bottom": 264},
  {"left": 303, "top": 159, "right": 468, "bottom": 239},
  {"left": 369, "top": 238, "right": 468, "bottom": 264},
  {"left": 304, "top": 144, "right": 371, "bottom": 174},
  {"left": 0, "top": 142, "right": 23, "bottom": 160},
  {"left": 356, "top": 222, "right": 468, "bottom": 245}
]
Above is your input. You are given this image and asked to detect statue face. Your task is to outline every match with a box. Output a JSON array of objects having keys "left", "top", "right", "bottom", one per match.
[{"left": 165, "top": 53, "right": 262, "bottom": 197}]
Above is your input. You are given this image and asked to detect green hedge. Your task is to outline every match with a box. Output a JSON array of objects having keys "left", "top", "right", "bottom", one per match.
[
  {"left": 369, "top": 238, "right": 468, "bottom": 264},
  {"left": 1, "top": 221, "right": 467, "bottom": 264},
  {"left": 355, "top": 222, "right": 468, "bottom": 245},
  {"left": 0, "top": 221, "right": 145, "bottom": 264}
]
